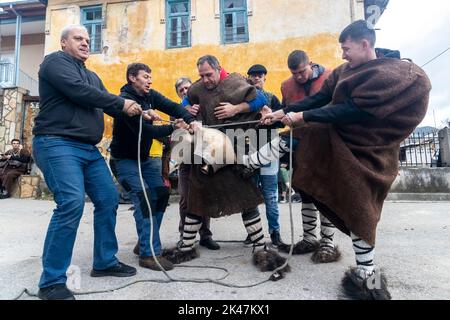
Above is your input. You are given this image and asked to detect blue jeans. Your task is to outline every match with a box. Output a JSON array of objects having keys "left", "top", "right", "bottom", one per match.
[
  {"left": 114, "top": 157, "right": 164, "bottom": 257},
  {"left": 254, "top": 170, "right": 280, "bottom": 234},
  {"left": 33, "top": 135, "right": 120, "bottom": 288}
]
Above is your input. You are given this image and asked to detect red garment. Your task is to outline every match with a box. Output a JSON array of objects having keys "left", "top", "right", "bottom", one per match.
[
  {"left": 219, "top": 68, "right": 229, "bottom": 81},
  {"left": 281, "top": 69, "right": 332, "bottom": 105},
  {"left": 163, "top": 177, "right": 171, "bottom": 188}
]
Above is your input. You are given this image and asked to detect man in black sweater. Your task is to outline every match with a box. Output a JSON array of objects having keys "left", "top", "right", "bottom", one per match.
[
  {"left": 110, "top": 63, "right": 195, "bottom": 271},
  {"left": 32, "top": 25, "right": 144, "bottom": 300}
]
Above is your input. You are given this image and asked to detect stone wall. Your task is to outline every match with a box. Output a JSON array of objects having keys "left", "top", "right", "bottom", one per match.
[
  {"left": 0, "top": 87, "right": 28, "bottom": 153},
  {"left": 12, "top": 175, "right": 41, "bottom": 199},
  {"left": 22, "top": 99, "right": 40, "bottom": 153},
  {"left": 1, "top": 89, "right": 45, "bottom": 199}
]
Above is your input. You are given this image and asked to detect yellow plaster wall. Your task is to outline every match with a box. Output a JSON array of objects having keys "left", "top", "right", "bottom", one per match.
[
  {"left": 45, "top": 5, "right": 80, "bottom": 51},
  {"left": 88, "top": 33, "right": 343, "bottom": 103},
  {"left": 44, "top": 0, "right": 363, "bottom": 139}
]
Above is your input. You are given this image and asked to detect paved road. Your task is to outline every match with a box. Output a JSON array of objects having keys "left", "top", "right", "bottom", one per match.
[{"left": 0, "top": 198, "right": 449, "bottom": 300}]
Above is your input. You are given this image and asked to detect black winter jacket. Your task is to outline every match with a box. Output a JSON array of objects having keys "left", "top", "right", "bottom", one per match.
[
  {"left": 33, "top": 51, "right": 125, "bottom": 145},
  {"left": 110, "top": 84, "right": 195, "bottom": 161}
]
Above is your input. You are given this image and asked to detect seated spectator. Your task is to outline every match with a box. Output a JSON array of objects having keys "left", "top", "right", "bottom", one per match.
[{"left": 0, "top": 139, "right": 31, "bottom": 199}]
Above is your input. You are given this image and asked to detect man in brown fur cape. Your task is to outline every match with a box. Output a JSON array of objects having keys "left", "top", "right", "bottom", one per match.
[
  {"left": 258, "top": 20, "right": 431, "bottom": 299},
  {"left": 164, "top": 55, "right": 288, "bottom": 275}
]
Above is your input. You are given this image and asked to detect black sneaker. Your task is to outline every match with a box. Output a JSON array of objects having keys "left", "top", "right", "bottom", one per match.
[
  {"left": 270, "top": 231, "right": 286, "bottom": 248},
  {"left": 37, "top": 284, "right": 75, "bottom": 300},
  {"left": 90, "top": 261, "right": 137, "bottom": 277},
  {"left": 0, "top": 193, "right": 11, "bottom": 199},
  {"left": 243, "top": 235, "right": 253, "bottom": 247},
  {"left": 291, "top": 193, "right": 302, "bottom": 203},
  {"left": 199, "top": 237, "right": 220, "bottom": 250},
  {"left": 133, "top": 242, "right": 140, "bottom": 256}
]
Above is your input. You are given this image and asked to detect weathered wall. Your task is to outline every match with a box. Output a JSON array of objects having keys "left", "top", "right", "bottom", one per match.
[
  {"left": 45, "top": 0, "right": 364, "bottom": 98},
  {"left": 12, "top": 175, "right": 41, "bottom": 199},
  {"left": 0, "top": 34, "right": 45, "bottom": 81},
  {"left": 391, "top": 168, "right": 450, "bottom": 193},
  {"left": 44, "top": 0, "right": 364, "bottom": 138},
  {"left": 439, "top": 128, "right": 450, "bottom": 167},
  {"left": 22, "top": 99, "right": 40, "bottom": 153},
  {"left": 0, "top": 87, "right": 28, "bottom": 153}
]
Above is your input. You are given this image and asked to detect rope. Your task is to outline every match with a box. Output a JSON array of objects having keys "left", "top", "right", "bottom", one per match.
[
  {"left": 158, "top": 118, "right": 262, "bottom": 128},
  {"left": 13, "top": 116, "right": 296, "bottom": 299},
  {"left": 135, "top": 115, "right": 283, "bottom": 287},
  {"left": 205, "top": 120, "right": 262, "bottom": 128}
]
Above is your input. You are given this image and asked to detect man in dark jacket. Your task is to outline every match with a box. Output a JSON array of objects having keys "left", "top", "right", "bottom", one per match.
[
  {"left": 245, "top": 64, "right": 286, "bottom": 248},
  {"left": 0, "top": 139, "right": 30, "bottom": 199},
  {"left": 110, "top": 63, "right": 195, "bottom": 271},
  {"left": 32, "top": 24, "right": 143, "bottom": 300}
]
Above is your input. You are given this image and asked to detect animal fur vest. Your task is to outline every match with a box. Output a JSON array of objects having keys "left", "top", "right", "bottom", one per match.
[
  {"left": 292, "top": 59, "right": 431, "bottom": 246},
  {"left": 186, "top": 73, "right": 264, "bottom": 217}
]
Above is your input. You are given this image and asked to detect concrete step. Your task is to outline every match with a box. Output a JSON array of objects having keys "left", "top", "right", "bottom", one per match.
[{"left": 387, "top": 193, "right": 450, "bottom": 201}]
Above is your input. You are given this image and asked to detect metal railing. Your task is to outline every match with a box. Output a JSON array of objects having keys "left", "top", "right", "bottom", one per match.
[
  {"left": 399, "top": 130, "right": 440, "bottom": 167},
  {"left": 0, "top": 62, "right": 38, "bottom": 96},
  {"left": 0, "top": 62, "right": 14, "bottom": 84}
]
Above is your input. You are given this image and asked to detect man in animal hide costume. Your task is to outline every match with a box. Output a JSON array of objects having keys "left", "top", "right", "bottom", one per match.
[
  {"left": 253, "top": 20, "right": 431, "bottom": 299},
  {"left": 165, "top": 55, "right": 289, "bottom": 275},
  {"left": 279, "top": 50, "right": 341, "bottom": 263}
]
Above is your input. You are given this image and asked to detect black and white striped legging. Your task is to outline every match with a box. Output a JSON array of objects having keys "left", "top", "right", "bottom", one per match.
[
  {"left": 300, "top": 191, "right": 336, "bottom": 248},
  {"left": 351, "top": 232, "right": 375, "bottom": 274},
  {"left": 244, "top": 136, "right": 290, "bottom": 169}
]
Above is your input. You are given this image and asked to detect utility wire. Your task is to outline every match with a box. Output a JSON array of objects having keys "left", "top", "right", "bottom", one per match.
[{"left": 421, "top": 46, "right": 450, "bottom": 68}]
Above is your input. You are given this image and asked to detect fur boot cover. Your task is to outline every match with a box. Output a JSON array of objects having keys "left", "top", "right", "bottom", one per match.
[
  {"left": 311, "top": 246, "right": 342, "bottom": 263},
  {"left": 253, "top": 249, "right": 291, "bottom": 280},
  {"left": 278, "top": 239, "right": 320, "bottom": 255},
  {"left": 341, "top": 267, "right": 392, "bottom": 300},
  {"left": 162, "top": 247, "right": 199, "bottom": 265}
]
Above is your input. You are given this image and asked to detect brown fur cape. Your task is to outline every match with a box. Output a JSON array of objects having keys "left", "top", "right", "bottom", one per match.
[
  {"left": 186, "top": 73, "right": 263, "bottom": 218},
  {"left": 292, "top": 59, "right": 431, "bottom": 245}
]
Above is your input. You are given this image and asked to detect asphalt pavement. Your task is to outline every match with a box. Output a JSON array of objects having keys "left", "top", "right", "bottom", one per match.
[{"left": 0, "top": 198, "right": 449, "bottom": 300}]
